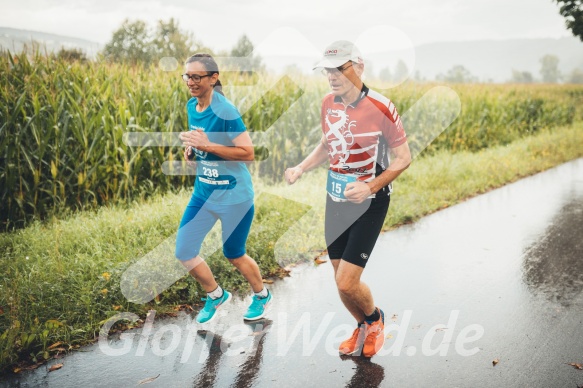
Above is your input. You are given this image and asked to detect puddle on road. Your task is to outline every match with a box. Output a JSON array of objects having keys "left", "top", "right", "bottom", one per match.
[{"left": 522, "top": 196, "right": 583, "bottom": 306}]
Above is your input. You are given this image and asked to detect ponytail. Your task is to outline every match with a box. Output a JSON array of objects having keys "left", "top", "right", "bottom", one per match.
[
  {"left": 185, "top": 53, "right": 224, "bottom": 95},
  {"left": 213, "top": 79, "right": 224, "bottom": 96}
]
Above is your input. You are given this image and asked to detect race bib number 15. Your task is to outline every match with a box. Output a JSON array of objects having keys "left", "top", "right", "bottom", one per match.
[{"left": 327, "top": 170, "right": 357, "bottom": 200}]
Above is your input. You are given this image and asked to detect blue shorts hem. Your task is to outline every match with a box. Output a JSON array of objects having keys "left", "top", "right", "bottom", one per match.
[{"left": 224, "top": 251, "right": 246, "bottom": 260}]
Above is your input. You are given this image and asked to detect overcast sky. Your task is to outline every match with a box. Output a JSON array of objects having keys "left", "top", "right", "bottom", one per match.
[
  {"left": 1, "top": 0, "right": 572, "bottom": 47},
  {"left": 0, "top": 0, "right": 574, "bottom": 74}
]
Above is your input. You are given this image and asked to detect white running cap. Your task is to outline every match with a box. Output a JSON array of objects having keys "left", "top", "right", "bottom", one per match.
[{"left": 313, "top": 40, "right": 363, "bottom": 70}]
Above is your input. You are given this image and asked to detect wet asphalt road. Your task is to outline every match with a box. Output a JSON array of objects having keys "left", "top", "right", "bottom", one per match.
[{"left": 2, "top": 158, "right": 583, "bottom": 388}]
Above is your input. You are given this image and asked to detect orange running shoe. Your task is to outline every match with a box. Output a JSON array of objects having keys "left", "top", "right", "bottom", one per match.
[
  {"left": 362, "top": 308, "right": 385, "bottom": 358},
  {"left": 339, "top": 325, "right": 365, "bottom": 355}
]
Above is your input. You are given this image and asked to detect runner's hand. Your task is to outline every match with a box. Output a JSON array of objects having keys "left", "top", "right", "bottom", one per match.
[
  {"left": 344, "top": 181, "right": 372, "bottom": 203},
  {"left": 180, "top": 129, "right": 211, "bottom": 150},
  {"left": 285, "top": 166, "right": 303, "bottom": 185},
  {"left": 183, "top": 146, "right": 196, "bottom": 166}
]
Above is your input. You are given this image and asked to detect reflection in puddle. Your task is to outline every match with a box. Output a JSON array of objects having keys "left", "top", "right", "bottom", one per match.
[
  {"left": 522, "top": 196, "right": 583, "bottom": 306},
  {"left": 191, "top": 330, "right": 226, "bottom": 387},
  {"left": 340, "top": 355, "right": 385, "bottom": 388},
  {"left": 232, "top": 319, "right": 272, "bottom": 388},
  {"left": 191, "top": 319, "right": 272, "bottom": 388}
]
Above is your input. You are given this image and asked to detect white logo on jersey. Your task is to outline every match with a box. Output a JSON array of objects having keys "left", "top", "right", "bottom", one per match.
[
  {"left": 325, "top": 108, "right": 356, "bottom": 164},
  {"left": 361, "top": 253, "right": 369, "bottom": 260}
]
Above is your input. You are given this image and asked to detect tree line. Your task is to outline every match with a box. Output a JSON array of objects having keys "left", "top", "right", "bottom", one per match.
[
  {"left": 368, "top": 56, "right": 583, "bottom": 84},
  {"left": 49, "top": 14, "right": 582, "bottom": 84},
  {"left": 99, "top": 18, "right": 262, "bottom": 70}
]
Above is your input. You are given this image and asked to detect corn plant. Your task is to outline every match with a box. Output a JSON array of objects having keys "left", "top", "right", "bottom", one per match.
[{"left": 1, "top": 50, "right": 582, "bottom": 229}]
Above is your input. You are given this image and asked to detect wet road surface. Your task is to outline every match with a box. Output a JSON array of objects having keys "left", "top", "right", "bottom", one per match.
[{"left": 2, "top": 159, "right": 583, "bottom": 387}]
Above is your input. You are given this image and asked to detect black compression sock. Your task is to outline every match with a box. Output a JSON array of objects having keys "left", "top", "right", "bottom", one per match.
[{"left": 364, "top": 308, "right": 380, "bottom": 323}]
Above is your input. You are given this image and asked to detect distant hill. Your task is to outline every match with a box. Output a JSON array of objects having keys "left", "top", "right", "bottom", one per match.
[
  {"left": 2, "top": 26, "right": 582, "bottom": 82},
  {"left": 414, "top": 37, "right": 583, "bottom": 82},
  {"left": 0, "top": 26, "right": 101, "bottom": 57}
]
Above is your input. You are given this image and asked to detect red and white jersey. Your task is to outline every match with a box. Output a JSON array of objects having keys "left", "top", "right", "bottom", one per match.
[{"left": 321, "top": 85, "right": 407, "bottom": 196}]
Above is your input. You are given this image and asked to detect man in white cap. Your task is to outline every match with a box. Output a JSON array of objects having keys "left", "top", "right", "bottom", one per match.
[{"left": 285, "top": 40, "right": 411, "bottom": 357}]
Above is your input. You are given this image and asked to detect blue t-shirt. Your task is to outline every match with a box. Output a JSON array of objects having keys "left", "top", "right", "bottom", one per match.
[{"left": 187, "top": 92, "right": 254, "bottom": 205}]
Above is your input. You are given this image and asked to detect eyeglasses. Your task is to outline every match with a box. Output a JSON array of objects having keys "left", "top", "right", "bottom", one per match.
[
  {"left": 182, "top": 73, "right": 212, "bottom": 83},
  {"left": 321, "top": 63, "right": 353, "bottom": 76}
]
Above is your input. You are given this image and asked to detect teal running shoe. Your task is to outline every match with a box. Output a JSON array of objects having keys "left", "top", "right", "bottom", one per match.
[
  {"left": 195, "top": 289, "right": 232, "bottom": 324},
  {"left": 244, "top": 290, "right": 272, "bottom": 321}
]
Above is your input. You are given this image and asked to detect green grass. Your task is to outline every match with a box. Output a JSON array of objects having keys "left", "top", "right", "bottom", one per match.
[
  {"left": 1, "top": 122, "right": 583, "bottom": 372},
  {"left": 388, "top": 122, "right": 583, "bottom": 226}
]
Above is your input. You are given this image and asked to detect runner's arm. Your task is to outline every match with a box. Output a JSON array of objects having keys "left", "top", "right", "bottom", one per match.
[
  {"left": 345, "top": 142, "right": 411, "bottom": 203},
  {"left": 367, "top": 142, "right": 411, "bottom": 194},
  {"left": 180, "top": 130, "right": 254, "bottom": 161},
  {"left": 285, "top": 134, "right": 329, "bottom": 184}
]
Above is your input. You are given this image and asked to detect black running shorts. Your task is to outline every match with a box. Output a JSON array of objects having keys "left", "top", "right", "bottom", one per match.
[{"left": 325, "top": 194, "right": 390, "bottom": 268}]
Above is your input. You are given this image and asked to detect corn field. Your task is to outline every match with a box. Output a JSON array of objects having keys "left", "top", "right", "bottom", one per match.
[{"left": 1, "top": 51, "right": 582, "bottom": 229}]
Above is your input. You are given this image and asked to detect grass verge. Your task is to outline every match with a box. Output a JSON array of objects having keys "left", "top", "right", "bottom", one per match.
[{"left": 1, "top": 122, "right": 583, "bottom": 372}]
